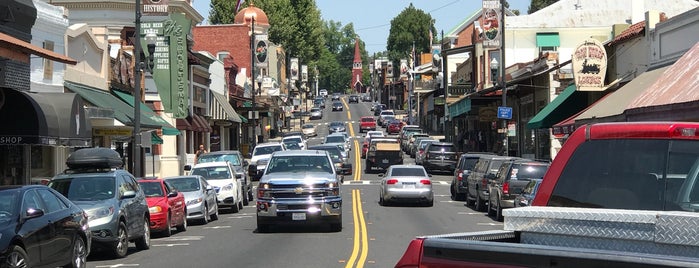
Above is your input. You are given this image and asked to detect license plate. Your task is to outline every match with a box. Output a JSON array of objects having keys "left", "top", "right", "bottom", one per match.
[
  {"left": 292, "top": 213, "right": 306, "bottom": 221},
  {"left": 382, "top": 159, "right": 389, "bottom": 163},
  {"left": 404, "top": 184, "right": 415, "bottom": 189}
]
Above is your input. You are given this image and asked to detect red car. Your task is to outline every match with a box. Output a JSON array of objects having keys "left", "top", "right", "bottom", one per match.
[
  {"left": 386, "top": 119, "right": 403, "bottom": 134},
  {"left": 138, "top": 178, "right": 187, "bottom": 237},
  {"left": 359, "top": 116, "right": 377, "bottom": 133}
]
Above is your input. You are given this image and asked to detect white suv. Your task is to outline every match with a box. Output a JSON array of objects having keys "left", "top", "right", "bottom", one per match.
[
  {"left": 249, "top": 142, "right": 286, "bottom": 180},
  {"left": 189, "top": 162, "right": 244, "bottom": 213}
]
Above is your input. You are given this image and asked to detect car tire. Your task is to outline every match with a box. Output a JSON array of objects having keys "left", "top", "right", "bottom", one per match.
[
  {"left": 176, "top": 212, "right": 187, "bottom": 232},
  {"left": 66, "top": 236, "right": 87, "bottom": 268},
  {"left": 231, "top": 199, "right": 240, "bottom": 213},
  {"left": 496, "top": 201, "right": 503, "bottom": 222},
  {"left": 475, "top": 193, "right": 487, "bottom": 212},
  {"left": 134, "top": 218, "right": 151, "bottom": 250},
  {"left": 112, "top": 222, "right": 129, "bottom": 258},
  {"left": 7, "top": 246, "right": 28, "bottom": 268},
  {"left": 163, "top": 214, "right": 172, "bottom": 237},
  {"left": 488, "top": 199, "right": 496, "bottom": 217},
  {"left": 242, "top": 187, "right": 250, "bottom": 206},
  {"left": 201, "top": 205, "right": 210, "bottom": 224}
]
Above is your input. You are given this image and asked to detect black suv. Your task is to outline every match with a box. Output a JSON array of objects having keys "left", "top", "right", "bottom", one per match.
[
  {"left": 466, "top": 155, "right": 518, "bottom": 211},
  {"left": 423, "top": 142, "right": 458, "bottom": 174},
  {"left": 450, "top": 153, "right": 495, "bottom": 201},
  {"left": 488, "top": 159, "right": 550, "bottom": 221},
  {"left": 349, "top": 95, "right": 359, "bottom": 103}
]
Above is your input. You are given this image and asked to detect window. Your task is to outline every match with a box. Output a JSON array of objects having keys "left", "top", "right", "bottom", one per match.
[
  {"left": 43, "top": 41, "right": 54, "bottom": 80},
  {"left": 22, "top": 190, "right": 45, "bottom": 213},
  {"left": 37, "top": 189, "right": 66, "bottom": 213},
  {"left": 217, "top": 52, "right": 230, "bottom": 62}
]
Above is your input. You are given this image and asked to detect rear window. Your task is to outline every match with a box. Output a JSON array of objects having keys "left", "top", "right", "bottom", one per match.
[
  {"left": 325, "top": 136, "right": 345, "bottom": 143},
  {"left": 191, "top": 166, "right": 231, "bottom": 180},
  {"left": 460, "top": 157, "right": 480, "bottom": 170},
  {"left": 254, "top": 145, "right": 283, "bottom": 155},
  {"left": 428, "top": 144, "right": 455, "bottom": 152},
  {"left": 391, "top": 167, "right": 427, "bottom": 177},
  {"left": 139, "top": 181, "right": 164, "bottom": 197},
  {"left": 197, "top": 154, "right": 241, "bottom": 165},
  {"left": 361, "top": 117, "right": 375, "bottom": 122},
  {"left": 548, "top": 139, "right": 699, "bottom": 212},
  {"left": 508, "top": 163, "right": 549, "bottom": 180},
  {"left": 166, "top": 177, "right": 200, "bottom": 192}
]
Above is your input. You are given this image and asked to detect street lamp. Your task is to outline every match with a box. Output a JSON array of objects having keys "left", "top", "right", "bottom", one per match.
[
  {"left": 249, "top": 17, "right": 258, "bottom": 147},
  {"left": 490, "top": 57, "right": 499, "bottom": 85}
]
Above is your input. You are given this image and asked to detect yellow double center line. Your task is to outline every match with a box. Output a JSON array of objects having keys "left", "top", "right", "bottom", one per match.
[{"left": 344, "top": 108, "right": 369, "bottom": 268}]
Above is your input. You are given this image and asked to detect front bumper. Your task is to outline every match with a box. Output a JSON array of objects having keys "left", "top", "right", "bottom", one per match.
[
  {"left": 217, "top": 190, "right": 237, "bottom": 207},
  {"left": 149, "top": 211, "right": 168, "bottom": 232},
  {"left": 256, "top": 197, "right": 342, "bottom": 224},
  {"left": 186, "top": 202, "right": 206, "bottom": 220}
]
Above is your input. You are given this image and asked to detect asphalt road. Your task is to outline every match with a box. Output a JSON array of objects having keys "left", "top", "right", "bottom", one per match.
[{"left": 85, "top": 96, "right": 501, "bottom": 268}]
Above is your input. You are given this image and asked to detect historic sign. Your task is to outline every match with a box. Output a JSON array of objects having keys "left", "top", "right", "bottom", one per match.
[
  {"left": 482, "top": 0, "right": 501, "bottom": 49},
  {"left": 142, "top": 0, "right": 169, "bottom": 16},
  {"left": 290, "top": 58, "right": 299, "bottom": 81},
  {"left": 572, "top": 39, "right": 607, "bottom": 91}
]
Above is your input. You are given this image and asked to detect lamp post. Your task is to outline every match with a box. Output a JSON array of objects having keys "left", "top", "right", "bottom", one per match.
[
  {"left": 250, "top": 17, "right": 257, "bottom": 147},
  {"left": 499, "top": 0, "right": 508, "bottom": 156},
  {"left": 133, "top": 0, "right": 158, "bottom": 177},
  {"left": 490, "top": 58, "right": 499, "bottom": 85}
]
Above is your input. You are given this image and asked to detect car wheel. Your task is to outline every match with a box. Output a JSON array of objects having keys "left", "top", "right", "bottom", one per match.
[
  {"left": 231, "top": 200, "right": 240, "bottom": 213},
  {"left": 201, "top": 205, "right": 210, "bottom": 224},
  {"left": 6, "top": 246, "right": 28, "bottom": 268},
  {"left": 475, "top": 193, "right": 486, "bottom": 212},
  {"left": 134, "top": 217, "right": 151, "bottom": 250},
  {"left": 163, "top": 214, "right": 172, "bottom": 237},
  {"left": 66, "top": 236, "right": 87, "bottom": 268},
  {"left": 176, "top": 212, "right": 187, "bottom": 232},
  {"left": 242, "top": 187, "right": 250, "bottom": 206},
  {"left": 496, "top": 200, "right": 504, "bottom": 222},
  {"left": 112, "top": 222, "right": 129, "bottom": 258},
  {"left": 248, "top": 189, "right": 254, "bottom": 203},
  {"left": 211, "top": 203, "right": 219, "bottom": 221},
  {"left": 450, "top": 186, "right": 457, "bottom": 201},
  {"left": 488, "top": 199, "right": 496, "bottom": 217}
]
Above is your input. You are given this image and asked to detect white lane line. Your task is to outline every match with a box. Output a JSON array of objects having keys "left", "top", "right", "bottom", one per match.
[
  {"left": 203, "top": 226, "right": 232, "bottom": 229},
  {"left": 96, "top": 264, "right": 139, "bottom": 267},
  {"left": 153, "top": 243, "right": 190, "bottom": 247}
]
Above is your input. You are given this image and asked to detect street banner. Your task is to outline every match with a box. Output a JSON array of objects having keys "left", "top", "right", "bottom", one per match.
[
  {"left": 400, "top": 59, "right": 408, "bottom": 78},
  {"left": 255, "top": 34, "right": 269, "bottom": 68},
  {"left": 482, "top": 0, "right": 501, "bottom": 49},
  {"left": 386, "top": 61, "right": 393, "bottom": 78},
  {"left": 290, "top": 58, "right": 299, "bottom": 81},
  {"left": 301, "top": 65, "right": 308, "bottom": 82},
  {"left": 572, "top": 39, "right": 608, "bottom": 91}
]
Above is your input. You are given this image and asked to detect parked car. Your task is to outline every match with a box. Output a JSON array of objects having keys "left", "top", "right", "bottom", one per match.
[
  {"left": 513, "top": 178, "right": 543, "bottom": 208},
  {"left": 362, "top": 94, "right": 372, "bottom": 102},
  {"left": 379, "top": 165, "right": 433, "bottom": 206},
  {"left": 414, "top": 139, "right": 437, "bottom": 165},
  {"left": 0, "top": 185, "right": 91, "bottom": 267},
  {"left": 373, "top": 104, "right": 386, "bottom": 116},
  {"left": 301, "top": 123, "right": 317, "bottom": 138},
  {"left": 137, "top": 178, "right": 187, "bottom": 236},
  {"left": 488, "top": 159, "right": 550, "bottom": 221},
  {"left": 359, "top": 116, "right": 377, "bottom": 133},
  {"left": 409, "top": 135, "right": 431, "bottom": 158},
  {"left": 192, "top": 150, "right": 253, "bottom": 204},
  {"left": 248, "top": 142, "right": 286, "bottom": 180},
  {"left": 310, "top": 107, "right": 323, "bottom": 120},
  {"left": 49, "top": 147, "right": 151, "bottom": 258},
  {"left": 348, "top": 95, "right": 359, "bottom": 103},
  {"left": 328, "top": 121, "right": 347, "bottom": 134},
  {"left": 378, "top": 110, "right": 395, "bottom": 127},
  {"left": 465, "top": 155, "right": 517, "bottom": 212},
  {"left": 386, "top": 119, "right": 403, "bottom": 134},
  {"left": 163, "top": 175, "right": 219, "bottom": 224},
  {"left": 332, "top": 101, "right": 344, "bottom": 111},
  {"left": 188, "top": 162, "right": 245, "bottom": 213},
  {"left": 450, "top": 153, "right": 495, "bottom": 201},
  {"left": 399, "top": 125, "right": 422, "bottom": 151}
]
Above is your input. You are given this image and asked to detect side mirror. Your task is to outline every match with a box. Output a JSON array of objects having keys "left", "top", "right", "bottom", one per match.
[
  {"left": 235, "top": 173, "right": 243, "bottom": 179},
  {"left": 122, "top": 190, "right": 137, "bottom": 199},
  {"left": 167, "top": 191, "right": 178, "bottom": 198},
  {"left": 248, "top": 164, "right": 257, "bottom": 176},
  {"left": 24, "top": 208, "right": 45, "bottom": 220},
  {"left": 184, "top": 165, "right": 192, "bottom": 171},
  {"left": 205, "top": 185, "right": 214, "bottom": 191}
]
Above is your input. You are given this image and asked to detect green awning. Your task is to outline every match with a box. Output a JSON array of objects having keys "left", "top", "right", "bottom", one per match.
[
  {"left": 238, "top": 115, "right": 248, "bottom": 123},
  {"left": 151, "top": 132, "right": 163, "bottom": 145},
  {"left": 112, "top": 90, "right": 180, "bottom": 135},
  {"left": 65, "top": 81, "right": 134, "bottom": 125},
  {"left": 527, "top": 84, "right": 588, "bottom": 129},
  {"left": 448, "top": 97, "right": 471, "bottom": 119},
  {"left": 536, "top": 33, "right": 560, "bottom": 47}
]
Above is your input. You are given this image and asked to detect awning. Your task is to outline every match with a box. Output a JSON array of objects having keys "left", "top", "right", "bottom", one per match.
[
  {"left": 238, "top": 114, "right": 248, "bottom": 123},
  {"left": 0, "top": 89, "right": 91, "bottom": 146},
  {"left": 574, "top": 66, "right": 670, "bottom": 125},
  {"left": 65, "top": 81, "right": 135, "bottom": 126},
  {"left": 176, "top": 118, "right": 193, "bottom": 131},
  {"left": 536, "top": 33, "right": 560, "bottom": 47},
  {"left": 111, "top": 90, "right": 180, "bottom": 135},
  {"left": 210, "top": 91, "right": 242, "bottom": 123},
  {"left": 448, "top": 97, "right": 471, "bottom": 119},
  {"left": 191, "top": 114, "right": 212, "bottom": 133},
  {"left": 552, "top": 93, "right": 612, "bottom": 136},
  {"left": 527, "top": 84, "right": 589, "bottom": 129},
  {"left": 151, "top": 132, "right": 163, "bottom": 145},
  {"left": 0, "top": 32, "right": 77, "bottom": 65}
]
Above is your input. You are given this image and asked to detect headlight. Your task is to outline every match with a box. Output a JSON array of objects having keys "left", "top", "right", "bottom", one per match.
[
  {"left": 222, "top": 183, "right": 234, "bottom": 191},
  {"left": 186, "top": 198, "right": 203, "bottom": 206},
  {"left": 257, "top": 183, "right": 270, "bottom": 198},
  {"left": 87, "top": 206, "right": 114, "bottom": 221},
  {"left": 149, "top": 206, "right": 163, "bottom": 213}
]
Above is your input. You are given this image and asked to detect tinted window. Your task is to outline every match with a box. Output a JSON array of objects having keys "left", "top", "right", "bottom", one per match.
[
  {"left": 391, "top": 168, "right": 427, "bottom": 177},
  {"left": 549, "top": 139, "right": 699, "bottom": 212},
  {"left": 197, "top": 154, "right": 241, "bottom": 165},
  {"left": 428, "top": 144, "right": 455, "bottom": 152},
  {"left": 192, "top": 166, "right": 231, "bottom": 180},
  {"left": 139, "top": 181, "right": 165, "bottom": 197},
  {"left": 0, "top": 190, "right": 19, "bottom": 220},
  {"left": 37, "top": 188, "right": 66, "bottom": 213},
  {"left": 22, "top": 190, "right": 45, "bottom": 213},
  {"left": 50, "top": 177, "right": 116, "bottom": 201},
  {"left": 460, "top": 157, "right": 480, "bottom": 170},
  {"left": 167, "top": 177, "right": 200, "bottom": 192},
  {"left": 507, "top": 163, "right": 549, "bottom": 181},
  {"left": 325, "top": 136, "right": 345, "bottom": 144},
  {"left": 254, "top": 145, "right": 283, "bottom": 155}
]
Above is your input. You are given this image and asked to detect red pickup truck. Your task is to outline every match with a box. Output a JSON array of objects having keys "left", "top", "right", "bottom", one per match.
[
  {"left": 395, "top": 122, "right": 699, "bottom": 268},
  {"left": 359, "top": 116, "right": 377, "bottom": 133}
]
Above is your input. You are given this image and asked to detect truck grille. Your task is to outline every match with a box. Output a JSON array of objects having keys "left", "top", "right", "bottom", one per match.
[{"left": 263, "top": 183, "right": 337, "bottom": 199}]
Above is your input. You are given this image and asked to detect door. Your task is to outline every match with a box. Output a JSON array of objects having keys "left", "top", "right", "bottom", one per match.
[
  {"left": 36, "top": 188, "right": 74, "bottom": 263},
  {"left": 19, "top": 190, "right": 51, "bottom": 267}
]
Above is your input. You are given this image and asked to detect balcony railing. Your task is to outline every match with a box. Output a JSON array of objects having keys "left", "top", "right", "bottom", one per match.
[{"left": 447, "top": 83, "right": 474, "bottom": 96}]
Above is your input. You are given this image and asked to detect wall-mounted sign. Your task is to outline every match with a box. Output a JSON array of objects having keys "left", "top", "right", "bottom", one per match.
[
  {"left": 301, "top": 65, "right": 308, "bottom": 82},
  {"left": 482, "top": 0, "right": 501, "bottom": 49},
  {"left": 572, "top": 39, "right": 607, "bottom": 91},
  {"left": 143, "top": 0, "right": 169, "bottom": 16},
  {"left": 386, "top": 61, "right": 393, "bottom": 78},
  {"left": 400, "top": 59, "right": 408, "bottom": 78}
]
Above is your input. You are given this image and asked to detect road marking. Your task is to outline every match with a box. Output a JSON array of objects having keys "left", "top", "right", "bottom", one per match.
[
  {"left": 95, "top": 264, "right": 139, "bottom": 267},
  {"left": 203, "top": 226, "right": 232, "bottom": 229},
  {"left": 227, "top": 215, "right": 253, "bottom": 219},
  {"left": 345, "top": 189, "right": 369, "bottom": 268},
  {"left": 458, "top": 212, "right": 484, "bottom": 215},
  {"left": 153, "top": 243, "right": 189, "bottom": 247},
  {"left": 160, "top": 235, "right": 204, "bottom": 241}
]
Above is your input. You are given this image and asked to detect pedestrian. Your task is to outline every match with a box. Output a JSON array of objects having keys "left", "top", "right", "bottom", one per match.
[{"left": 194, "top": 144, "right": 207, "bottom": 164}]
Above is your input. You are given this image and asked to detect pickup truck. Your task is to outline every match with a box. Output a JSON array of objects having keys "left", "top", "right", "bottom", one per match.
[
  {"left": 359, "top": 116, "right": 377, "bottom": 133},
  {"left": 365, "top": 138, "right": 403, "bottom": 173},
  {"left": 395, "top": 122, "right": 699, "bottom": 267}
]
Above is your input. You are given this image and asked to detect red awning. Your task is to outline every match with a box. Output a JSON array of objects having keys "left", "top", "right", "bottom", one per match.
[
  {"left": 0, "top": 32, "right": 77, "bottom": 65},
  {"left": 193, "top": 114, "right": 212, "bottom": 133},
  {"left": 176, "top": 118, "right": 194, "bottom": 131}
]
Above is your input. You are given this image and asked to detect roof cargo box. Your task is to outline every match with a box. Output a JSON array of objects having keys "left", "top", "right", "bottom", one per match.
[{"left": 66, "top": 148, "right": 123, "bottom": 169}]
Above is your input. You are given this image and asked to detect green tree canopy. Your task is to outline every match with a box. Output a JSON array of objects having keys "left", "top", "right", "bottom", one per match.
[
  {"left": 208, "top": 0, "right": 237, "bottom": 24},
  {"left": 386, "top": 4, "right": 435, "bottom": 70},
  {"left": 528, "top": 0, "right": 559, "bottom": 14}
]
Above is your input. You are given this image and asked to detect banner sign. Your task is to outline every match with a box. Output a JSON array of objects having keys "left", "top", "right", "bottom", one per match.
[
  {"left": 141, "top": 13, "right": 191, "bottom": 118},
  {"left": 290, "top": 58, "right": 299, "bottom": 81},
  {"left": 301, "top": 65, "right": 308, "bottom": 82},
  {"left": 255, "top": 34, "right": 269, "bottom": 68},
  {"left": 400, "top": 59, "right": 408, "bottom": 78},
  {"left": 142, "top": 0, "right": 169, "bottom": 16},
  {"left": 482, "top": 0, "right": 501, "bottom": 49},
  {"left": 386, "top": 61, "right": 393, "bottom": 78},
  {"left": 572, "top": 39, "right": 608, "bottom": 91}
]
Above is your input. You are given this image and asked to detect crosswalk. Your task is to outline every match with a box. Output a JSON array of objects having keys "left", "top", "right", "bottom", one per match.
[{"left": 342, "top": 180, "right": 450, "bottom": 186}]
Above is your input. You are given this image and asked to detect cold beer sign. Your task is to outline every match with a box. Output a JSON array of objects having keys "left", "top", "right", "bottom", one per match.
[{"left": 572, "top": 39, "right": 607, "bottom": 91}]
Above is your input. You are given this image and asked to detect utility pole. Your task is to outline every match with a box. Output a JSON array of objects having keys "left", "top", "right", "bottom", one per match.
[
  {"left": 500, "top": 0, "right": 508, "bottom": 156},
  {"left": 408, "top": 42, "right": 415, "bottom": 125},
  {"left": 133, "top": 0, "right": 142, "bottom": 177},
  {"left": 250, "top": 17, "right": 257, "bottom": 147}
]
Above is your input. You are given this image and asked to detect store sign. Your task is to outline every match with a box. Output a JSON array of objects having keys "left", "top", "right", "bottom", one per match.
[
  {"left": 142, "top": 0, "right": 169, "bottom": 16},
  {"left": 93, "top": 128, "right": 133, "bottom": 136},
  {"left": 290, "top": 58, "right": 299, "bottom": 81},
  {"left": 572, "top": 39, "right": 607, "bottom": 91},
  {"left": 479, "top": 107, "right": 497, "bottom": 122}
]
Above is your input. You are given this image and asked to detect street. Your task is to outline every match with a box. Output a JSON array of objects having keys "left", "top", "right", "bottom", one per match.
[{"left": 84, "top": 98, "right": 501, "bottom": 268}]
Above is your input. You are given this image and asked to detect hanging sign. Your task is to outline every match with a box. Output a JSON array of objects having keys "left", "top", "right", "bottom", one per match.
[
  {"left": 572, "top": 39, "right": 607, "bottom": 91},
  {"left": 482, "top": 0, "right": 501, "bottom": 49},
  {"left": 254, "top": 34, "right": 269, "bottom": 68}
]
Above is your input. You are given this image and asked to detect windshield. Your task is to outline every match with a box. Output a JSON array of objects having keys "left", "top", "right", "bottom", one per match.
[
  {"left": 325, "top": 136, "right": 345, "bottom": 143},
  {"left": 311, "top": 147, "right": 343, "bottom": 162},
  {"left": 138, "top": 181, "right": 164, "bottom": 197},
  {"left": 254, "top": 145, "right": 283, "bottom": 156},
  {"left": 266, "top": 155, "right": 333, "bottom": 174},
  {"left": 197, "top": 154, "right": 241, "bottom": 165},
  {"left": 191, "top": 166, "right": 231, "bottom": 180},
  {"left": 302, "top": 124, "right": 314, "bottom": 129},
  {"left": 166, "top": 177, "right": 200, "bottom": 192},
  {"left": 391, "top": 167, "right": 427, "bottom": 177},
  {"left": 49, "top": 176, "right": 116, "bottom": 201}
]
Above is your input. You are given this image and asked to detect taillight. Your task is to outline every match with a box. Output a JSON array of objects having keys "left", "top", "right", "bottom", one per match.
[
  {"left": 503, "top": 181, "right": 510, "bottom": 195},
  {"left": 456, "top": 170, "right": 463, "bottom": 181},
  {"left": 481, "top": 178, "right": 488, "bottom": 188},
  {"left": 387, "top": 179, "right": 399, "bottom": 185},
  {"left": 420, "top": 180, "right": 431, "bottom": 185},
  {"left": 395, "top": 238, "right": 425, "bottom": 268}
]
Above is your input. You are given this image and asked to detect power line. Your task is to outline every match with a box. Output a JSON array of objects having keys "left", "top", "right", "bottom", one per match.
[
  {"left": 357, "top": 23, "right": 390, "bottom": 31},
  {"left": 429, "top": 0, "right": 460, "bottom": 14}
]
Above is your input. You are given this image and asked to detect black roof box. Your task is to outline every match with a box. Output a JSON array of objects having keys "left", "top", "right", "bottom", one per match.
[{"left": 66, "top": 148, "right": 123, "bottom": 169}]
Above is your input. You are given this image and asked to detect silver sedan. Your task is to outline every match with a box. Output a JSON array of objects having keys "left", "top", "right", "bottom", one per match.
[
  {"left": 379, "top": 165, "right": 434, "bottom": 206},
  {"left": 164, "top": 175, "right": 219, "bottom": 224}
]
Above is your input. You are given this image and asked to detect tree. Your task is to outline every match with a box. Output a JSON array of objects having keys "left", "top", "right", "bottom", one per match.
[
  {"left": 528, "top": 0, "right": 559, "bottom": 14},
  {"left": 208, "top": 0, "right": 237, "bottom": 24},
  {"left": 386, "top": 4, "right": 435, "bottom": 67}
]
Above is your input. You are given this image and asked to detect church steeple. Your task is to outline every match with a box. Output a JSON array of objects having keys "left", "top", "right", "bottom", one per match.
[{"left": 351, "top": 37, "right": 363, "bottom": 93}]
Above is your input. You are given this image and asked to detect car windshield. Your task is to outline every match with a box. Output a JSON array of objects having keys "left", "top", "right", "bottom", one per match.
[
  {"left": 325, "top": 136, "right": 345, "bottom": 143},
  {"left": 197, "top": 154, "right": 241, "bottom": 165},
  {"left": 254, "top": 145, "right": 283, "bottom": 155},
  {"left": 283, "top": 141, "right": 302, "bottom": 150},
  {"left": 166, "top": 177, "right": 200, "bottom": 192},
  {"left": 138, "top": 181, "right": 164, "bottom": 197},
  {"left": 191, "top": 166, "right": 231, "bottom": 180},
  {"left": 391, "top": 168, "right": 427, "bottom": 177},
  {"left": 49, "top": 176, "right": 116, "bottom": 201},
  {"left": 266, "top": 155, "right": 333, "bottom": 174},
  {"left": 310, "top": 147, "right": 343, "bottom": 162},
  {"left": 302, "top": 124, "right": 314, "bottom": 129}
]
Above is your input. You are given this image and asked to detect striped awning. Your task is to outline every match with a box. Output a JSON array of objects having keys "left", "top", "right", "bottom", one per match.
[{"left": 210, "top": 91, "right": 242, "bottom": 123}]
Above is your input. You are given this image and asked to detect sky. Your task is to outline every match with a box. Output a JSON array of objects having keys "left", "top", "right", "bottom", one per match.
[{"left": 191, "top": 0, "right": 532, "bottom": 54}]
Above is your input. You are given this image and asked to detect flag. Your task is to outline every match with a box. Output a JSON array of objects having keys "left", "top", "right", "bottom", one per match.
[
  {"left": 235, "top": 0, "right": 244, "bottom": 13},
  {"left": 429, "top": 28, "right": 433, "bottom": 46}
]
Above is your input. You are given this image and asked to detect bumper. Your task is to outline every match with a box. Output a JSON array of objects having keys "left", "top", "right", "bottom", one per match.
[
  {"left": 256, "top": 198, "right": 342, "bottom": 224},
  {"left": 455, "top": 182, "right": 468, "bottom": 194},
  {"left": 384, "top": 188, "right": 433, "bottom": 203},
  {"left": 149, "top": 212, "right": 169, "bottom": 232},
  {"left": 360, "top": 126, "right": 376, "bottom": 132},
  {"left": 89, "top": 220, "right": 119, "bottom": 244},
  {"left": 217, "top": 190, "right": 237, "bottom": 207},
  {"left": 186, "top": 202, "right": 206, "bottom": 220},
  {"left": 425, "top": 160, "right": 456, "bottom": 171}
]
